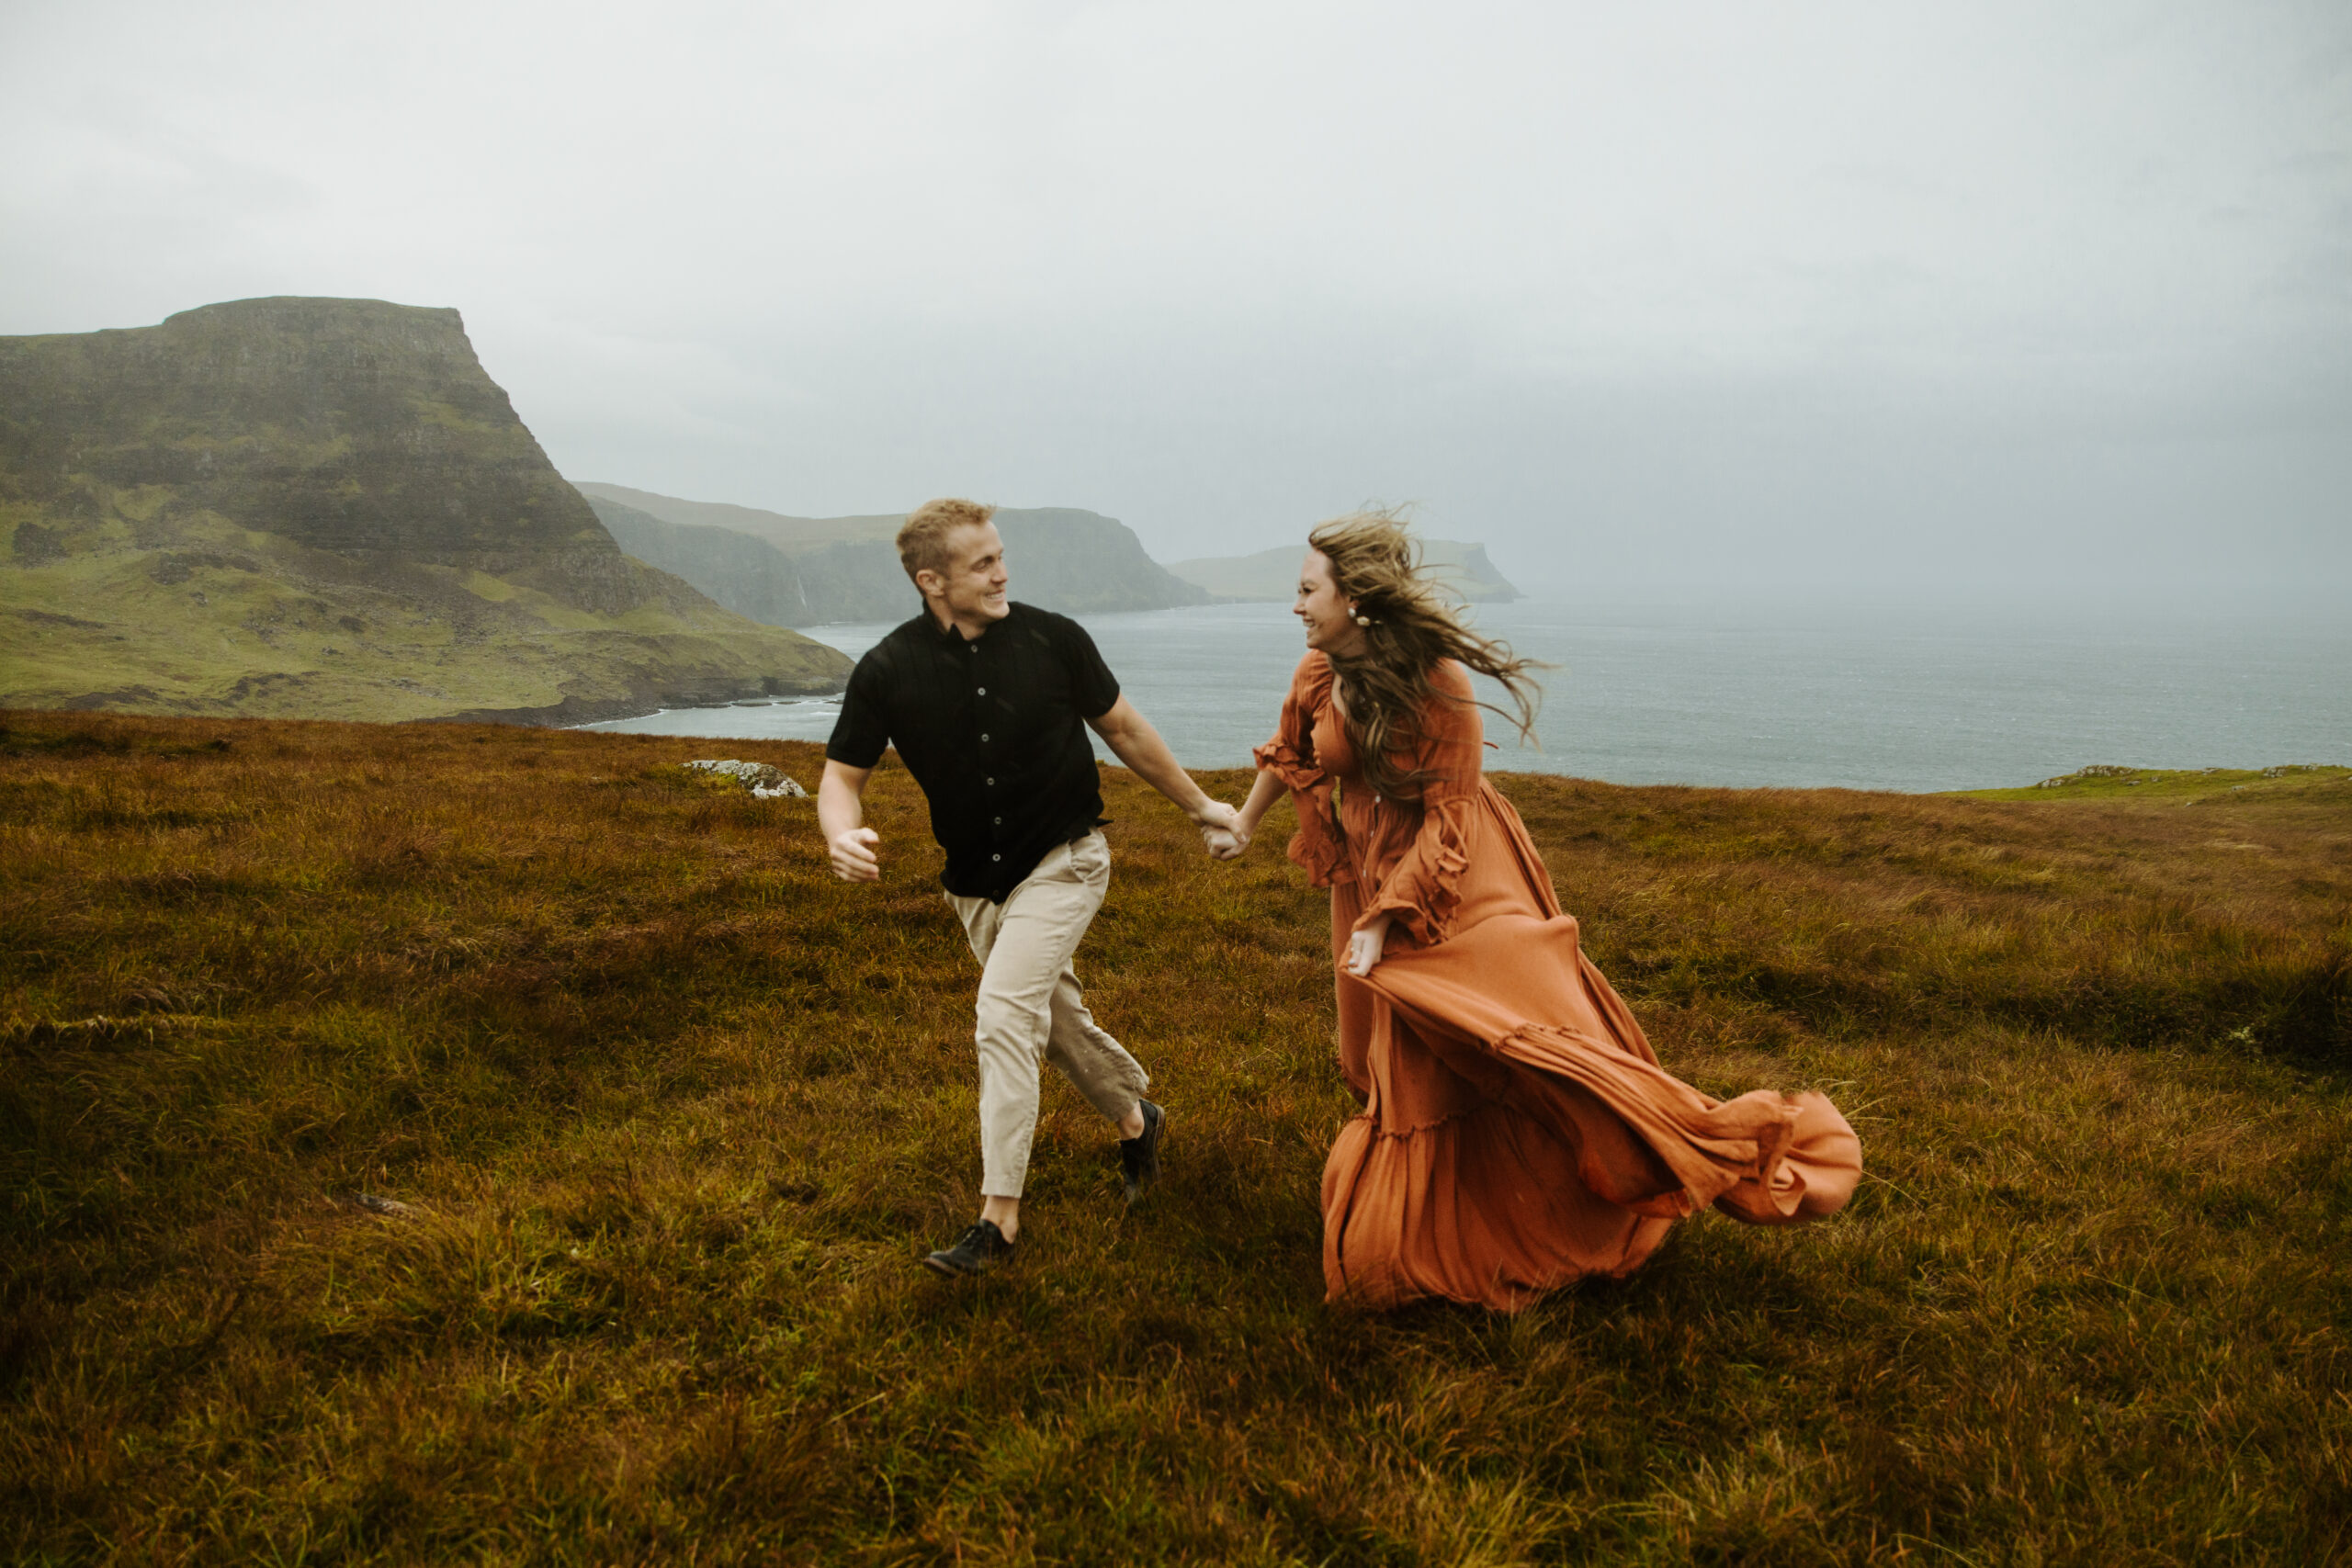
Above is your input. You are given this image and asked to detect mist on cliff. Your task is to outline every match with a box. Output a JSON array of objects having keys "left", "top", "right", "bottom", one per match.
[{"left": 3, "top": 1, "right": 2346, "bottom": 606}]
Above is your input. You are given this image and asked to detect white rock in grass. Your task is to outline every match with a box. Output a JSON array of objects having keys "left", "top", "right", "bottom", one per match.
[{"left": 684, "top": 759, "right": 808, "bottom": 796}]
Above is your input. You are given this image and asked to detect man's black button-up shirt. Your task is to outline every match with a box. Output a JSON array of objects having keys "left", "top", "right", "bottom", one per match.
[{"left": 825, "top": 602, "right": 1120, "bottom": 902}]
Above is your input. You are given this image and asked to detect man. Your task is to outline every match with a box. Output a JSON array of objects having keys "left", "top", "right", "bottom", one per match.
[{"left": 819, "top": 498, "right": 1239, "bottom": 1277}]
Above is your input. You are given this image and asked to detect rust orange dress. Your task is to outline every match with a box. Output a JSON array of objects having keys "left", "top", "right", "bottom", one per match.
[{"left": 1254, "top": 651, "right": 1861, "bottom": 1311}]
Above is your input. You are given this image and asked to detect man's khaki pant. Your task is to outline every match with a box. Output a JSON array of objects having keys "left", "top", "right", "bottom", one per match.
[{"left": 946, "top": 830, "right": 1150, "bottom": 1199}]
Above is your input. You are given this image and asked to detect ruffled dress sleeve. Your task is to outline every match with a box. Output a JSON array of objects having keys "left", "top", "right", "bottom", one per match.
[
  {"left": 1253, "top": 652, "right": 1353, "bottom": 887},
  {"left": 1353, "top": 660, "right": 1482, "bottom": 947}
]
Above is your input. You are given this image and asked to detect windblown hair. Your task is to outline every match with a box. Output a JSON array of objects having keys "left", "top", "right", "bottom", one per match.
[
  {"left": 1309, "top": 509, "right": 1542, "bottom": 802},
  {"left": 897, "top": 498, "right": 999, "bottom": 584}
]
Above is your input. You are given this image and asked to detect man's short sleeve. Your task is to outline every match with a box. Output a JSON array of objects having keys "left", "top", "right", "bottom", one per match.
[
  {"left": 1060, "top": 617, "right": 1121, "bottom": 720},
  {"left": 825, "top": 653, "right": 892, "bottom": 768}
]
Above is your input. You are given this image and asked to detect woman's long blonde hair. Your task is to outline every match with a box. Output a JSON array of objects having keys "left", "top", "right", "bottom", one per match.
[{"left": 1309, "top": 509, "right": 1542, "bottom": 802}]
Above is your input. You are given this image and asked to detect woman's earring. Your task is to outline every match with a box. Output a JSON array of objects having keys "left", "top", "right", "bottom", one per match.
[{"left": 1353, "top": 613, "right": 1374, "bottom": 627}]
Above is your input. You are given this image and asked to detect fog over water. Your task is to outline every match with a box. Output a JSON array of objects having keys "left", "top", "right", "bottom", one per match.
[
  {"left": 585, "top": 599, "right": 2352, "bottom": 792},
  {"left": 5, "top": 2, "right": 2346, "bottom": 607}
]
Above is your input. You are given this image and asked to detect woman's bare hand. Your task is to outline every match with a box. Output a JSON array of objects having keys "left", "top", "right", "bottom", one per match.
[{"left": 1344, "top": 915, "right": 1392, "bottom": 976}]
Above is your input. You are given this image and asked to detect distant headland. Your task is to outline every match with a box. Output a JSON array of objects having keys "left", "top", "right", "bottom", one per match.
[{"left": 572, "top": 482, "right": 1209, "bottom": 627}]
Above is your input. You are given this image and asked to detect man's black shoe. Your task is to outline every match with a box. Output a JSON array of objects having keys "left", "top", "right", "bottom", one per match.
[
  {"left": 1120, "top": 1099, "right": 1167, "bottom": 1204},
  {"left": 922, "top": 1220, "right": 1014, "bottom": 1277}
]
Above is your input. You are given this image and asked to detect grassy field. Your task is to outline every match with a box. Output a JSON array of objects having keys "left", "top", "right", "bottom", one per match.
[{"left": 2, "top": 710, "right": 2346, "bottom": 1564}]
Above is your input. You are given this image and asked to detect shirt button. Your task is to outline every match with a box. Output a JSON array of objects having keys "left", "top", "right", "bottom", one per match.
[
  {"left": 977, "top": 686, "right": 986, "bottom": 695},
  {"left": 993, "top": 816, "right": 1001, "bottom": 825},
  {"left": 986, "top": 776, "right": 995, "bottom": 785},
  {"left": 980, "top": 733, "right": 989, "bottom": 742},
  {"left": 992, "top": 853, "right": 1001, "bottom": 862}
]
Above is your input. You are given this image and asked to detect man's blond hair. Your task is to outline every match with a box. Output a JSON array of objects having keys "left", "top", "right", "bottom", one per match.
[{"left": 897, "top": 498, "right": 999, "bottom": 584}]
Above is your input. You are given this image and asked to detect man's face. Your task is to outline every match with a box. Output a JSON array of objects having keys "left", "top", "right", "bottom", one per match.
[{"left": 924, "top": 522, "right": 1010, "bottom": 629}]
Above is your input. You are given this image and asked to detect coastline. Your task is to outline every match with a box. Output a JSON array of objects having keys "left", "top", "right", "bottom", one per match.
[{"left": 571, "top": 599, "right": 2352, "bottom": 793}]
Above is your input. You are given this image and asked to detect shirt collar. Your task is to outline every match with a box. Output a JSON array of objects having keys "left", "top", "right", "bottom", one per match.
[{"left": 924, "top": 603, "right": 1012, "bottom": 647}]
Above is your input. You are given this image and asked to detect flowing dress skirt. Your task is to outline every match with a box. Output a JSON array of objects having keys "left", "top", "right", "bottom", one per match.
[{"left": 1317, "top": 783, "right": 1860, "bottom": 1311}]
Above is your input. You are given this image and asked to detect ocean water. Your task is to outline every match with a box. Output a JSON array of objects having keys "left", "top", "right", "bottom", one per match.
[{"left": 579, "top": 599, "right": 2351, "bottom": 793}]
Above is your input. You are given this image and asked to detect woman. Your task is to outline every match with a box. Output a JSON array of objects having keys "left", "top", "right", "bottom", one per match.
[{"left": 1225, "top": 513, "right": 1860, "bottom": 1312}]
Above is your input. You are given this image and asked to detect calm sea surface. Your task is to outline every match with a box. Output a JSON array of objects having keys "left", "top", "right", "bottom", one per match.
[{"left": 580, "top": 599, "right": 2350, "bottom": 793}]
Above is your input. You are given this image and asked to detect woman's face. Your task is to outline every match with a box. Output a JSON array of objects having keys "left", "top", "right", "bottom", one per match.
[{"left": 1295, "top": 549, "right": 1367, "bottom": 657}]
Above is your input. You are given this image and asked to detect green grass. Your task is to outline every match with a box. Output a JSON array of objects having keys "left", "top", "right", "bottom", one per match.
[
  {"left": 3, "top": 711, "right": 2348, "bottom": 1563},
  {"left": 1958, "top": 763, "right": 2352, "bottom": 804},
  {"left": 1, "top": 507, "right": 848, "bottom": 721}
]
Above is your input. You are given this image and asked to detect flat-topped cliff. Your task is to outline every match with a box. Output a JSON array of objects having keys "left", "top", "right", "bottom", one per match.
[
  {"left": 1, "top": 298, "right": 847, "bottom": 721},
  {"left": 4, "top": 297, "right": 601, "bottom": 562}
]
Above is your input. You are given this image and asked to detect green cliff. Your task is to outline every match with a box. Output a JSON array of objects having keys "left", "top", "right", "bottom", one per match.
[
  {"left": 1, "top": 298, "right": 849, "bottom": 722},
  {"left": 577, "top": 481, "right": 1211, "bottom": 626}
]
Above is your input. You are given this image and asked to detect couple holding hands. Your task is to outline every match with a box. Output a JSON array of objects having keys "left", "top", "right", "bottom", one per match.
[{"left": 818, "top": 499, "right": 1860, "bottom": 1311}]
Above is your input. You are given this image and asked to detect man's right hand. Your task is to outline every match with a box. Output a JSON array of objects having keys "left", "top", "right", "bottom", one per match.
[
  {"left": 1191, "top": 799, "right": 1240, "bottom": 834},
  {"left": 829, "top": 827, "right": 882, "bottom": 882}
]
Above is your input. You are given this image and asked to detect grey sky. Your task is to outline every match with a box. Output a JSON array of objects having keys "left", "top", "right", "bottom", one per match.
[{"left": 5, "top": 1, "right": 2346, "bottom": 598}]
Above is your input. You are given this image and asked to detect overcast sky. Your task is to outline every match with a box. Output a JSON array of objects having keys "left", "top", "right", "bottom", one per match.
[{"left": 4, "top": 1, "right": 2346, "bottom": 600}]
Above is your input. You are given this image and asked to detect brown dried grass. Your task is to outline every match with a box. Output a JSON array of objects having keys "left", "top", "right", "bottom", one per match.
[{"left": 1, "top": 709, "right": 2346, "bottom": 1564}]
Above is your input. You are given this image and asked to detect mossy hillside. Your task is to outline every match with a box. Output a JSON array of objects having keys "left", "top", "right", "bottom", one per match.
[
  {"left": 1, "top": 299, "right": 850, "bottom": 721},
  {"left": 3, "top": 711, "right": 2348, "bottom": 1562},
  {"left": 4, "top": 507, "right": 846, "bottom": 722}
]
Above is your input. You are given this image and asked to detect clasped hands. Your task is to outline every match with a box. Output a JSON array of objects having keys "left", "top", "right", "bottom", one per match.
[
  {"left": 1193, "top": 799, "right": 1250, "bottom": 862},
  {"left": 1193, "top": 797, "right": 1385, "bottom": 974}
]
